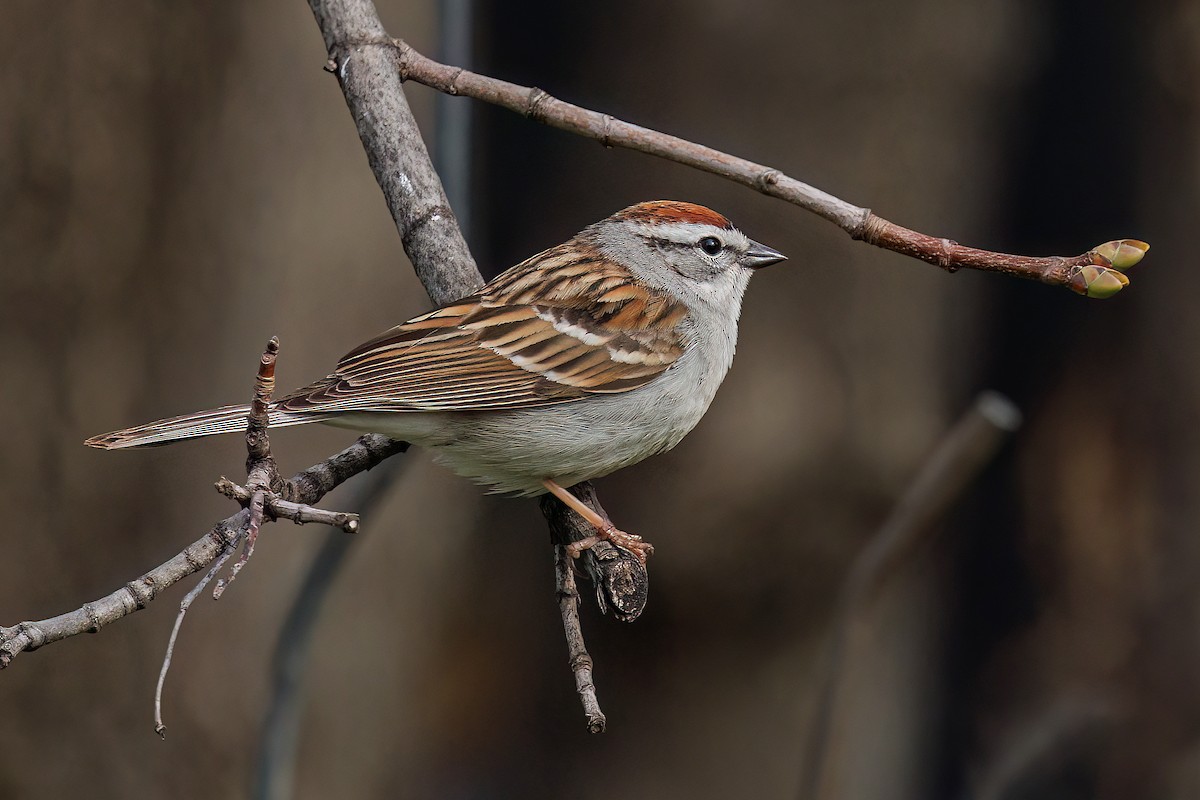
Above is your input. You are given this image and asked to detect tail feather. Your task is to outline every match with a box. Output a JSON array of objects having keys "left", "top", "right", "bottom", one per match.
[{"left": 85, "top": 404, "right": 327, "bottom": 450}]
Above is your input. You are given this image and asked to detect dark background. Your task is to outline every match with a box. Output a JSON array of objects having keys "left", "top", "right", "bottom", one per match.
[{"left": 2, "top": 1, "right": 1195, "bottom": 798}]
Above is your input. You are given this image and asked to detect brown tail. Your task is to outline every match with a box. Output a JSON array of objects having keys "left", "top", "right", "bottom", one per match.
[{"left": 84, "top": 404, "right": 327, "bottom": 450}]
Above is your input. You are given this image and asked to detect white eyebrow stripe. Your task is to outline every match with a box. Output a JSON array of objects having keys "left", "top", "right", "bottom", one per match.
[
  {"left": 638, "top": 221, "right": 726, "bottom": 243},
  {"left": 635, "top": 221, "right": 749, "bottom": 249}
]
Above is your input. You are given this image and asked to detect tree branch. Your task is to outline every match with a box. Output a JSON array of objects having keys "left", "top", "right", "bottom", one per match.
[
  {"left": 0, "top": 433, "right": 407, "bottom": 670},
  {"left": 309, "top": 0, "right": 480, "bottom": 305},
  {"left": 388, "top": 38, "right": 1148, "bottom": 298},
  {"left": 541, "top": 482, "right": 648, "bottom": 623}
]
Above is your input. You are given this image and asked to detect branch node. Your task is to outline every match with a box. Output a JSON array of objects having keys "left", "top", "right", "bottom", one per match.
[
  {"left": 125, "top": 578, "right": 156, "bottom": 609},
  {"left": 400, "top": 203, "right": 456, "bottom": 251},
  {"left": 82, "top": 603, "right": 103, "bottom": 633},
  {"left": 214, "top": 476, "right": 241, "bottom": 503},
  {"left": 600, "top": 114, "right": 614, "bottom": 148},
  {"left": 756, "top": 168, "right": 782, "bottom": 190},
  {"left": 391, "top": 37, "right": 411, "bottom": 80},
  {"left": 16, "top": 622, "right": 46, "bottom": 651},
  {"left": 852, "top": 210, "right": 882, "bottom": 242},
  {"left": 525, "top": 87, "right": 550, "bottom": 121},
  {"left": 939, "top": 238, "right": 959, "bottom": 271}
]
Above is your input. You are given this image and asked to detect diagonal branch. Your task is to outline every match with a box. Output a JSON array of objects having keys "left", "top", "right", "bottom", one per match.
[
  {"left": 388, "top": 38, "right": 1148, "bottom": 298},
  {"left": 308, "top": 0, "right": 479, "bottom": 305},
  {"left": 0, "top": 433, "right": 407, "bottom": 669}
]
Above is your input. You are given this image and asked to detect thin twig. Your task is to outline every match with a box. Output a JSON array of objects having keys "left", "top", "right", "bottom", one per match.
[
  {"left": 154, "top": 528, "right": 241, "bottom": 737},
  {"left": 0, "top": 434, "right": 407, "bottom": 670},
  {"left": 389, "top": 38, "right": 1146, "bottom": 296},
  {"left": 217, "top": 336, "right": 284, "bottom": 596},
  {"left": 555, "top": 545, "right": 605, "bottom": 733},
  {"left": 153, "top": 339, "right": 339, "bottom": 734},
  {"left": 212, "top": 490, "right": 263, "bottom": 600},
  {"left": 215, "top": 478, "right": 360, "bottom": 532},
  {"left": 799, "top": 391, "right": 1023, "bottom": 799}
]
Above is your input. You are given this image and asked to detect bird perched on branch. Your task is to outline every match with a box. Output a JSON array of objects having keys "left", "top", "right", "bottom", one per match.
[{"left": 87, "top": 201, "right": 787, "bottom": 560}]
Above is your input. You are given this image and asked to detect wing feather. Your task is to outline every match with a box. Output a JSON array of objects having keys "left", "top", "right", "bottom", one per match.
[{"left": 274, "top": 246, "right": 689, "bottom": 415}]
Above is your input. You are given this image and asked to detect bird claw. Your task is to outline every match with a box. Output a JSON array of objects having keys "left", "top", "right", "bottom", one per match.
[{"left": 566, "top": 525, "right": 654, "bottom": 565}]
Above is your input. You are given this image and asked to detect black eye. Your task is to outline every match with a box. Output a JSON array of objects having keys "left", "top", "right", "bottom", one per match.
[{"left": 698, "top": 236, "right": 722, "bottom": 256}]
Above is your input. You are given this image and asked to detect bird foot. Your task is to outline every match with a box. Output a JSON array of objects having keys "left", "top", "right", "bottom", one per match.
[{"left": 566, "top": 524, "right": 655, "bottom": 565}]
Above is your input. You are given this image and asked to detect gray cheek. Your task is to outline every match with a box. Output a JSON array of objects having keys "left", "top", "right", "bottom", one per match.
[{"left": 682, "top": 256, "right": 727, "bottom": 282}]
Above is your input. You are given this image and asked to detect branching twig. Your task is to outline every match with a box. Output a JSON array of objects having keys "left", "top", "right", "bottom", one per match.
[
  {"left": 217, "top": 337, "right": 284, "bottom": 597},
  {"left": 216, "top": 479, "right": 360, "bottom": 532},
  {"left": 154, "top": 529, "right": 240, "bottom": 738},
  {"left": 0, "top": 434, "right": 407, "bottom": 670},
  {"left": 799, "top": 391, "right": 1023, "bottom": 799},
  {"left": 388, "top": 38, "right": 1148, "bottom": 298},
  {"left": 149, "top": 338, "right": 379, "bottom": 734}
]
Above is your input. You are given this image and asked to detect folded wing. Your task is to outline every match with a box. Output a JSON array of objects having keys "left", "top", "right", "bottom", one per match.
[{"left": 275, "top": 250, "right": 689, "bottom": 415}]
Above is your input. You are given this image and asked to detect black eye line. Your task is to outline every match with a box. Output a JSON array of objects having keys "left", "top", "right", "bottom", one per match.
[{"left": 647, "top": 238, "right": 694, "bottom": 252}]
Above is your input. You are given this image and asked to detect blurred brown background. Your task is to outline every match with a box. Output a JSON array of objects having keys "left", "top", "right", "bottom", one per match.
[{"left": 1, "top": 1, "right": 1195, "bottom": 798}]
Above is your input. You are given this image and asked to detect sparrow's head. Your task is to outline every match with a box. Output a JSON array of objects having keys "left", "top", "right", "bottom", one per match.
[{"left": 591, "top": 200, "right": 786, "bottom": 313}]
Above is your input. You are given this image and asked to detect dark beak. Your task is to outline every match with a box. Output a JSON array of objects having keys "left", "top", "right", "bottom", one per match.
[{"left": 742, "top": 239, "right": 787, "bottom": 269}]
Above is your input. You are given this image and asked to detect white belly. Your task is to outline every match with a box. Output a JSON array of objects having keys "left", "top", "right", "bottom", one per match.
[{"left": 324, "top": 332, "right": 733, "bottom": 495}]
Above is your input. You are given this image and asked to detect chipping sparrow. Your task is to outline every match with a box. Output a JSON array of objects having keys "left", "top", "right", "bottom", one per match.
[{"left": 86, "top": 201, "right": 786, "bottom": 559}]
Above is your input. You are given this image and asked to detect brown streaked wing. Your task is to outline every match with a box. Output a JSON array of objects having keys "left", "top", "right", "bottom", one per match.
[{"left": 275, "top": 249, "right": 688, "bottom": 415}]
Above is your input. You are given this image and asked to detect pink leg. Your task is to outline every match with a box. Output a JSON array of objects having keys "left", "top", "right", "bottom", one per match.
[{"left": 541, "top": 479, "right": 654, "bottom": 564}]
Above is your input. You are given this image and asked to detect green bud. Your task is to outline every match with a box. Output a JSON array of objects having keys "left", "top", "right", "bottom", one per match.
[
  {"left": 1092, "top": 239, "right": 1150, "bottom": 271},
  {"left": 1070, "top": 265, "right": 1130, "bottom": 298}
]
